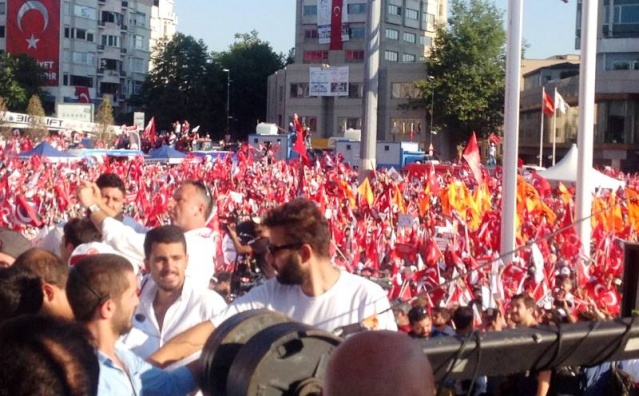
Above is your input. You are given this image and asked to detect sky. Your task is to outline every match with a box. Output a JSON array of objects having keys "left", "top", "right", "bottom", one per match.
[{"left": 174, "top": 0, "right": 578, "bottom": 60}]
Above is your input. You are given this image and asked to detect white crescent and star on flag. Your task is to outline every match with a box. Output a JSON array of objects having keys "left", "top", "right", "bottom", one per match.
[{"left": 17, "top": 1, "right": 50, "bottom": 50}]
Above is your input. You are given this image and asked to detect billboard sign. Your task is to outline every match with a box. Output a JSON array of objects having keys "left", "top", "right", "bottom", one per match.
[
  {"left": 309, "top": 66, "right": 349, "bottom": 97},
  {"left": 56, "top": 103, "right": 94, "bottom": 123}
]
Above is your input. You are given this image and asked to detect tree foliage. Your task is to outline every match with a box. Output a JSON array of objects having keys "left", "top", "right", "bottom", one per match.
[
  {"left": 416, "top": 0, "right": 506, "bottom": 145},
  {"left": 95, "top": 96, "right": 115, "bottom": 146},
  {"left": 25, "top": 95, "right": 47, "bottom": 141},
  {"left": 0, "top": 53, "right": 45, "bottom": 112}
]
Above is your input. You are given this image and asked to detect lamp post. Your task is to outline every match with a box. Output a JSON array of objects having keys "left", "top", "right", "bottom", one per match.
[
  {"left": 428, "top": 75, "right": 435, "bottom": 148},
  {"left": 223, "top": 68, "right": 231, "bottom": 141}
]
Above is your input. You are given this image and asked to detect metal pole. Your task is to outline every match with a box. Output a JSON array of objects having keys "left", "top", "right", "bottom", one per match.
[
  {"left": 429, "top": 75, "right": 434, "bottom": 147},
  {"left": 223, "top": 68, "right": 231, "bottom": 141}
]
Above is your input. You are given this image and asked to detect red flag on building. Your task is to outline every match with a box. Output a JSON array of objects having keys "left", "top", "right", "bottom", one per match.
[
  {"left": 330, "top": 0, "right": 343, "bottom": 50},
  {"left": 542, "top": 91, "right": 555, "bottom": 116},
  {"left": 462, "top": 132, "right": 483, "bottom": 184},
  {"left": 75, "top": 87, "right": 91, "bottom": 103}
]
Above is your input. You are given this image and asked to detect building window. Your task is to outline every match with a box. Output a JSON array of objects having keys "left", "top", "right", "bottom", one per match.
[
  {"left": 425, "top": 13, "right": 435, "bottom": 32},
  {"left": 0, "top": 26, "right": 4, "bottom": 38},
  {"left": 303, "top": 50, "right": 328, "bottom": 63},
  {"left": 74, "top": 5, "right": 97, "bottom": 20},
  {"left": 346, "top": 50, "right": 365, "bottom": 62},
  {"left": 132, "top": 12, "right": 146, "bottom": 27},
  {"left": 0, "top": 3, "right": 5, "bottom": 15},
  {"left": 403, "top": 32, "right": 416, "bottom": 43},
  {"left": 388, "top": 4, "right": 402, "bottom": 16},
  {"left": 420, "top": 35, "right": 432, "bottom": 46},
  {"left": 385, "top": 28, "right": 399, "bottom": 40},
  {"left": 391, "top": 82, "right": 420, "bottom": 99},
  {"left": 613, "top": 4, "right": 639, "bottom": 24},
  {"left": 348, "top": 3, "right": 366, "bottom": 14},
  {"left": 349, "top": 27, "right": 365, "bottom": 39},
  {"left": 70, "top": 75, "right": 93, "bottom": 87},
  {"left": 76, "top": 29, "right": 86, "bottom": 40},
  {"left": 290, "top": 83, "right": 309, "bottom": 98},
  {"left": 63, "top": 74, "right": 69, "bottom": 86},
  {"left": 304, "top": 29, "right": 319, "bottom": 39},
  {"left": 384, "top": 50, "right": 399, "bottom": 62},
  {"left": 405, "top": 8, "right": 419, "bottom": 20},
  {"left": 101, "top": 35, "right": 121, "bottom": 48},
  {"left": 391, "top": 118, "right": 422, "bottom": 136},
  {"left": 72, "top": 52, "right": 95, "bottom": 66},
  {"left": 402, "top": 53, "right": 416, "bottom": 62},
  {"left": 348, "top": 83, "right": 363, "bottom": 98},
  {"left": 612, "top": 60, "right": 632, "bottom": 70},
  {"left": 303, "top": 5, "right": 317, "bottom": 16}
]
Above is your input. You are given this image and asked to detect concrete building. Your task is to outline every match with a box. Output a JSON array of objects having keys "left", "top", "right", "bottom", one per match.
[
  {"left": 0, "top": 0, "right": 176, "bottom": 116},
  {"left": 150, "top": 0, "right": 177, "bottom": 68},
  {"left": 267, "top": 0, "right": 447, "bottom": 149}
]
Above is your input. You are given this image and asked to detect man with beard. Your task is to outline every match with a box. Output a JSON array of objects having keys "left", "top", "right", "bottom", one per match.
[
  {"left": 121, "top": 225, "right": 227, "bottom": 361},
  {"left": 66, "top": 254, "right": 198, "bottom": 395},
  {"left": 78, "top": 180, "right": 216, "bottom": 290},
  {"left": 148, "top": 198, "right": 396, "bottom": 367}
]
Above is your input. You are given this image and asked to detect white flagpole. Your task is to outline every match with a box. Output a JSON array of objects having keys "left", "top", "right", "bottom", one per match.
[
  {"left": 576, "top": 0, "right": 598, "bottom": 260},
  {"left": 552, "top": 87, "right": 557, "bottom": 165},
  {"left": 539, "top": 86, "right": 545, "bottom": 167}
]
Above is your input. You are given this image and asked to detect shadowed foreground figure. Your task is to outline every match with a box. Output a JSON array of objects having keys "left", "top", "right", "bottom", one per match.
[{"left": 324, "top": 330, "right": 435, "bottom": 396}]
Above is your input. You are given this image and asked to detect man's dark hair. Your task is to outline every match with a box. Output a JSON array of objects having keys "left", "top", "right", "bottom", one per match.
[
  {"left": 63, "top": 218, "right": 101, "bottom": 249},
  {"left": 261, "top": 198, "right": 331, "bottom": 258},
  {"left": 433, "top": 306, "right": 451, "bottom": 322},
  {"left": 452, "top": 306, "right": 474, "bottom": 331},
  {"left": 95, "top": 173, "right": 126, "bottom": 194},
  {"left": 0, "top": 314, "right": 99, "bottom": 396},
  {"left": 14, "top": 248, "right": 68, "bottom": 288},
  {"left": 407, "top": 306, "right": 429, "bottom": 325},
  {"left": 144, "top": 225, "right": 187, "bottom": 258},
  {"left": 183, "top": 180, "right": 214, "bottom": 220},
  {"left": 511, "top": 293, "right": 536, "bottom": 310},
  {"left": 66, "top": 254, "right": 133, "bottom": 322},
  {"left": 0, "top": 266, "right": 43, "bottom": 322}
]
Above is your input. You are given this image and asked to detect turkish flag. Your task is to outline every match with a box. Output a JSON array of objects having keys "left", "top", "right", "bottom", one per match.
[
  {"left": 330, "top": 0, "right": 343, "bottom": 50},
  {"left": 7, "top": 0, "right": 61, "bottom": 86},
  {"left": 75, "top": 87, "right": 91, "bottom": 103},
  {"left": 462, "top": 132, "right": 483, "bottom": 185}
]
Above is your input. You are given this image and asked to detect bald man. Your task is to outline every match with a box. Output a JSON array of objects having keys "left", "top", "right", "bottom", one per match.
[{"left": 324, "top": 330, "right": 435, "bottom": 396}]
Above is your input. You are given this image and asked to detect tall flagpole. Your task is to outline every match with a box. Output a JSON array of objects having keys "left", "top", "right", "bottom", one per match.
[
  {"left": 500, "top": 0, "right": 524, "bottom": 263},
  {"left": 539, "top": 86, "right": 545, "bottom": 167},
  {"left": 552, "top": 87, "right": 557, "bottom": 166},
  {"left": 576, "top": 0, "right": 598, "bottom": 260}
]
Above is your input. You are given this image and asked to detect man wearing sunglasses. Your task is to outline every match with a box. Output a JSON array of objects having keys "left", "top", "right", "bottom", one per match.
[
  {"left": 78, "top": 180, "right": 217, "bottom": 290},
  {"left": 148, "top": 198, "right": 396, "bottom": 367}
]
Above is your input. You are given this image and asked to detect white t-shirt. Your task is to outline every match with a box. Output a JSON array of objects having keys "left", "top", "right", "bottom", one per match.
[
  {"left": 212, "top": 270, "right": 397, "bottom": 332},
  {"left": 101, "top": 218, "right": 217, "bottom": 289},
  {"left": 120, "top": 278, "right": 227, "bottom": 360}
]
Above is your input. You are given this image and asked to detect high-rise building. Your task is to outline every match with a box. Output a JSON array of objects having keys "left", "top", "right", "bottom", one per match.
[
  {"left": 0, "top": 0, "right": 176, "bottom": 116},
  {"left": 267, "top": 0, "right": 446, "bottom": 148},
  {"left": 150, "top": 0, "right": 177, "bottom": 69}
]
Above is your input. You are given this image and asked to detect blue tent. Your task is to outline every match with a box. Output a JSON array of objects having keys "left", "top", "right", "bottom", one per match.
[
  {"left": 145, "top": 145, "right": 186, "bottom": 164},
  {"left": 18, "top": 142, "right": 80, "bottom": 162}
]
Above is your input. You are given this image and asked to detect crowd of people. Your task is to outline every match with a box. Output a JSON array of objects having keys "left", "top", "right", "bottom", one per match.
[{"left": 0, "top": 133, "right": 638, "bottom": 394}]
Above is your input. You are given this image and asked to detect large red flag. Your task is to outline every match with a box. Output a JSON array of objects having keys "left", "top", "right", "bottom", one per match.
[
  {"left": 7, "top": 0, "right": 61, "bottom": 86},
  {"left": 293, "top": 114, "right": 309, "bottom": 165},
  {"left": 144, "top": 117, "right": 156, "bottom": 143},
  {"left": 542, "top": 91, "right": 555, "bottom": 116},
  {"left": 462, "top": 132, "right": 483, "bottom": 185},
  {"left": 330, "top": 0, "right": 344, "bottom": 50}
]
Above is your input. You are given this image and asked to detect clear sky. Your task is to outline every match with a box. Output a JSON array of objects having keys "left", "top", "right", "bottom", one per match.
[{"left": 174, "top": 0, "right": 578, "bottom": 60}]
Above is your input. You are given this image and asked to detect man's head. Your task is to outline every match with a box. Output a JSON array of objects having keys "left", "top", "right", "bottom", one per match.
[
  {"left": 324, "top": 330, "right": 435, "bottom": 396},
  {"left": 13, "top": 248, "right": 74, "bottom": 319},
  {"left": 95, "top": 173, "right": 126, "bottom": 215},
  {"left": 432, "top": 307, "right": 451, "bottom": 327},
  {"left": 0, "top": 314, "right": 99, "bottom": 396},
  {"left": 168, "top": 180, "right": 213, "bottom": 231},
  {"left": 61, "top": 218, "right": 101, "bottom": 265},
  {"left": 0, "top": 228, "right": 32, "bottom": 268},
  {"left": 144, "top": 225, "right": 188, "bottom": 292},
  {"left": 0, "top": 265, "right": 43, "bottom": 322},
  {"left": 261, "top": 199, "right": 330, "bottom": 285},
  {"left": 452, "top": 306, "right": 475, "bottom": 334},
  {"left": 407, "top": 306, "right": 432, "bottom": 338},
  {"left": 510, "top": 293, "right": 537, "bottom": 327},
  {"left": 67, "top": 254, "right": 138, "bottom": 337}
]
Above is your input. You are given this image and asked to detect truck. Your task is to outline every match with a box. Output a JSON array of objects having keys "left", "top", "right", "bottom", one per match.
[{"left": 334, "top": 140, "right": 426, "bottom": 170}]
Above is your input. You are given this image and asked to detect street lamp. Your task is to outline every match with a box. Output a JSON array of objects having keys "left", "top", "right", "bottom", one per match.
[
  {"left": 223, "top": 68, "right": 231, "bottom": 141},
  {"left": 428, "top": 75, "right": 435, "bottom": 149}
]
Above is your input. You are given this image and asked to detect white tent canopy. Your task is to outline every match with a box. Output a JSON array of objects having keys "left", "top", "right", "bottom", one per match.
[{"left": 538, "top": 144, "right": 625, "bottom": 190}]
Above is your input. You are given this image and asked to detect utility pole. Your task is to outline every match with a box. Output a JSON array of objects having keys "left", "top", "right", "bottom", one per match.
[{"left": 223, "top": 68, "right": 231, "bottom": 141}]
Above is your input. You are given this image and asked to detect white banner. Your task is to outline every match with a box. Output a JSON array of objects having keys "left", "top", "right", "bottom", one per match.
[
  {"left": 309, "top": 66, "right": 349, "bottom": 97},
  {"left": 0, "top": 111, "right": 121, "bottom": 134}
]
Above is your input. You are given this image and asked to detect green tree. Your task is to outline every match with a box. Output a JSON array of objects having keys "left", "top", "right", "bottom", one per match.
[
  {"left": 213, "top": 30, "right": 286, "bottom": 140},
  {"left": 26, "top": 95, "right": 47, "bottom": 141},
  {"left": 416, "top": 0, "right": 506, "bottom": 146},
  {"left": 0, "top": 53, "right": 45, "bottom": 111},
  {"left": 140, "top": 33, "right": 216, "bottom": 134},
  {"left": 0, "top": 97, "right": 11, "bottom": 139},
  {"left": 95, "top": 96, "right": 115, "bottom": 146}
]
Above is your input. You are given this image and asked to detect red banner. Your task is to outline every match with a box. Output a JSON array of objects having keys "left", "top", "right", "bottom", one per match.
[
  {"left": 7, "top": 0, "right": 61, "bottom": 86},
  {"left": 330, "top": 0, "right": 343, "bottom": 50}
]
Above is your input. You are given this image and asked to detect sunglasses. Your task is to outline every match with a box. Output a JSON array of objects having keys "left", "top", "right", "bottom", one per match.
[{"left": 266, "top": 242, "right": 303, "bottom": 254}]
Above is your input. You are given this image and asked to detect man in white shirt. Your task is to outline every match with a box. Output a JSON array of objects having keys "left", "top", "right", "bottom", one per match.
[
  {"left": 121, "top": 225, "right": 227, "bottom": 360},
  {"left": 78, "top": 180, "right": 217, "bottom": 290},
  {"left": 148, "top": 198, "right": 396, "bottom": 367}
]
